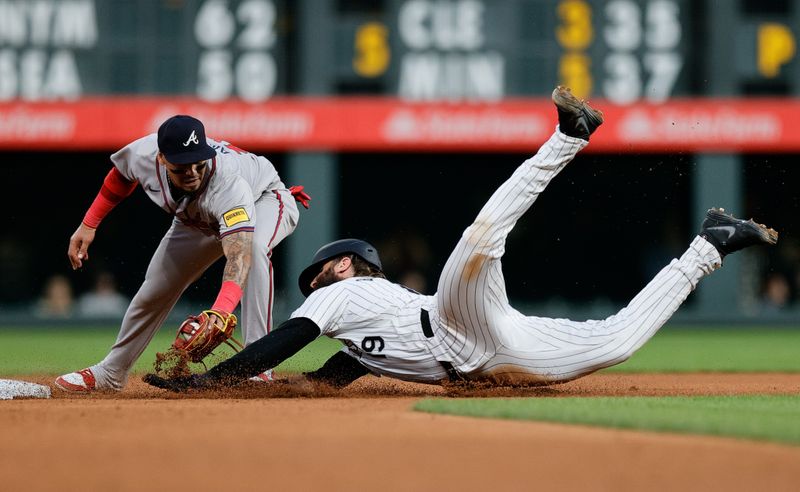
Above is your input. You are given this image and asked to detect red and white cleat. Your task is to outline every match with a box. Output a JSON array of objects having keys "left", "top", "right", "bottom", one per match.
[
  {"left": 248, "top": 370, "right": 274, "bottom": 383},
  {"left": 54, "top": 368, "right": 96, "bottom": 393}
]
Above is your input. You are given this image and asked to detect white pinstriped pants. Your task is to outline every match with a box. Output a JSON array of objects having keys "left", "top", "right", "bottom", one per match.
[{"left": 435, "top": 130, "right": 721, "bottom": 384}]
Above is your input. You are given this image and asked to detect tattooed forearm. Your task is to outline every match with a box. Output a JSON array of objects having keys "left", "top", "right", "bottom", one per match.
[{"left": 221, "top": 231, "right": 253, "bottom": 287}]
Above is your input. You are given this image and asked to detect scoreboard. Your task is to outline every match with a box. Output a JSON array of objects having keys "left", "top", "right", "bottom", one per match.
[
  {"left": 0, "top": 0, "right": 288, "bottom": 100},
  {"left": 3, "top": 0, "right": 796, "bottom": 101},
  {"left": 0, "top": 0, "right": 797, "bottom": 152},
  {"left": 341, "top": 0, "right": 797, "bottom": 101},
  {"left": 379, "top": 0, "right": 692, "bottom": 104}
]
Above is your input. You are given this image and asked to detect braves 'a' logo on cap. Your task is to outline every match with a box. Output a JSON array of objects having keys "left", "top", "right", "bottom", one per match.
[{"left": 182, "top": 130, "right": 199, "bottom": 147}]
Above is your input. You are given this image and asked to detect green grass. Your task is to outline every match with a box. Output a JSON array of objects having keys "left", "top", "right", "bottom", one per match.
[
  {"left": 0, "top": 327, "right": 341, "bottom": 375},
  {"left": 606, "top": 327, "right": 800, "bottom": 372},
  {"left": 6, "top": 325, "right": 795, "bottom": 446},
  {"left": 0, "top": 325, "right": 798, "bottom": 376},
  {"left": 415, "top": 395, "right": 800, "bottom": 445}
]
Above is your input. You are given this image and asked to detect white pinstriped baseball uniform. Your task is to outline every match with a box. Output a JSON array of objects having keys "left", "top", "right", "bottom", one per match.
[
  {"left": 292, "top": 277, "right": 449, "bottom": 383},
  {"left": 91, "top": 135, "right": 299, "bottom": 390},
  {"left": 293, "top": 129, "right": 721, "bottom": 385}
]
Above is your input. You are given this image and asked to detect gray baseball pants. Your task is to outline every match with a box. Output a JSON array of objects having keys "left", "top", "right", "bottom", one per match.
[{"left": 91, "top": 188, "right": 299, "bottom": 390}]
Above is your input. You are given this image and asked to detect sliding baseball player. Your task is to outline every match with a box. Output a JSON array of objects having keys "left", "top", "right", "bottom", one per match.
[{"left": 144, "top": 87, "right": 778, "bottom": 392}]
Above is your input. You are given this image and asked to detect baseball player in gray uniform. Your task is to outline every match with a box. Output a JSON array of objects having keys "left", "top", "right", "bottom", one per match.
[
  {"left": 144, "top": 87, "right": 778, "bottom": 392},
  {"left": 56, "top": 115, "right": 304, "bottom": 392}
]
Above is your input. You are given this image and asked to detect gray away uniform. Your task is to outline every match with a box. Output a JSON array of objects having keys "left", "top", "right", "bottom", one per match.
[
  {"left": 92, "top": 134, "right": 299, "bottom": 390},
  {"left": 292, "top": 130, "right": 720, "bottom": 385}
]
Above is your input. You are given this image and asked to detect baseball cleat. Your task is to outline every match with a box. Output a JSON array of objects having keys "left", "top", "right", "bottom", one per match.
[
  {"left": 700, "top": 208, "right": 778, "bottom": 257},
  {"left": 551, "top": 85, "right": 604, "bottom": 141},
  {"left": 54, "top": 368, "right": 96, "bottom": 393},
  {"left": 248, "top": 370, "right": 274, "bottom": 383}
]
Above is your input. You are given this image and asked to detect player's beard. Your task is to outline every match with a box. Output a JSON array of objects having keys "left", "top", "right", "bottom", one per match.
[{"left": 312, "top": 268, "right": 340, "bottom": 291}]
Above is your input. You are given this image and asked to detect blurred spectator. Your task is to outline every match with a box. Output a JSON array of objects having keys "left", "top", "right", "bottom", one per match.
[
  {"left": 77, "top": 271, "right": 129, "bottom": 318},
  {"left": 34, "top": 274, "right": 74, "bottom": 319},
  {"left": 759, "top": 236, "right": 800, "bottom": 310},
  {"left": 760, "top": 272, "right": 791, "bottom": 314}
]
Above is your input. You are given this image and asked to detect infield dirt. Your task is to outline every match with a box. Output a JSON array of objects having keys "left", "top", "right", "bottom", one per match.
[{"left": 2, "top": 373, "right": 799, "bottom": 491}]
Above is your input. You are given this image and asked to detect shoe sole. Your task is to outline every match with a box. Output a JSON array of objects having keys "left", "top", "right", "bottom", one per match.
[
  {"left": 551, "top": 86, "right": 604, "bottom": 126},
  {"left": 707, "top": 208, "right": 779, "bottom": 245}
]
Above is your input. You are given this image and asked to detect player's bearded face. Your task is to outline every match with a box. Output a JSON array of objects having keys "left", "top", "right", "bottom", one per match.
[
  {"left": 165, "top": 160, "right": 208, "bottom": 192},
  {"left": 310, "top": 259, "right": 345, "bottom": 291}
]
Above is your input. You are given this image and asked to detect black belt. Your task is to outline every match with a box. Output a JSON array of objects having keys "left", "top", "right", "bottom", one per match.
[{"left": 421, "top": 308, "right": 466, "bottom": 382}]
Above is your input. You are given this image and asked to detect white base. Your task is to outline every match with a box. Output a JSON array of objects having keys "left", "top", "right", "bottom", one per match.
[{"left": 0, "top": 379, "right": 51, "bottom": 400}]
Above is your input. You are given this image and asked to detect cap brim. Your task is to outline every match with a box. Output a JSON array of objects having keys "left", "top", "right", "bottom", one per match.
[
  {"left": 163, "top": 145, "right": 216, "bottom": 165},
  {"left": 298, "top": 260, "right": 326, "bottom": 297}
]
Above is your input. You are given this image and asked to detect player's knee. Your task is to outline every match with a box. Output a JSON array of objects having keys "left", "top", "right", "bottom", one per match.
[{"left": 463, "top": 220, "right": 493, "bottom": 246}]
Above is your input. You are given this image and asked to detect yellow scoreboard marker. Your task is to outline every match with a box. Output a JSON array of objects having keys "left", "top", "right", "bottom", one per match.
[{"left": 758, "top": 23, "right": 795, "bottom": 78}]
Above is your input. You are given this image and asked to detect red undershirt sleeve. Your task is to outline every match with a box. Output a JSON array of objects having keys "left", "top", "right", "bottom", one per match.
[
  {"left": 211, "top": 280, "right": 243, "bottom": 314},
  {"left": 82, "top": 167, "right": 138, "bottom": 228}
]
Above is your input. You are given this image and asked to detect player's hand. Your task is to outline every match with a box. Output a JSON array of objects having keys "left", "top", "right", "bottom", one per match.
[
  {"left": 68, "top": 223, "right": 96, "bottom": 270},
  {"left": 171, "top": 310, "right": 241, "bottom": 363},
  {"left": 289, "top": 185, "right": 311, "bottom": 209}
]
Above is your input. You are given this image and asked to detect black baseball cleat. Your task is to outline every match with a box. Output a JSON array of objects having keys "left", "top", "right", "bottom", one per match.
[
  {"left": 700, "top": 208, "right": 778, "bottom": 257},
  {"left": 143, "top": 373, "right": 208, "bottom": 392},
  {"left": 551, "top": 85, "right": 604, "bottom": 141}
]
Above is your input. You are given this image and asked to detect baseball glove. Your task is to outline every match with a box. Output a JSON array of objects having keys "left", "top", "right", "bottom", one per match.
[{"left": 171, "top": 310, "right": 244, "bottom": 363}]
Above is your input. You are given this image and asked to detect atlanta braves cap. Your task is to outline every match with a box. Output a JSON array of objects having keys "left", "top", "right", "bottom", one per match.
[{"left": 157, "top": 115, "right": 216, "bottom": 165}]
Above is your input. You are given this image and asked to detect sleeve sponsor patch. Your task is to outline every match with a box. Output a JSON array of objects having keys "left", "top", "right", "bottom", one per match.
[{"left": 223, "top": 207, "right": 250, "bottom": 227}]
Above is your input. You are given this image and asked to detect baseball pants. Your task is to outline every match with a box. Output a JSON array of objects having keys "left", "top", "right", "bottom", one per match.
[
  {"left": 91, "top": 189, "right": 298, "bottom": 390},
  {"left": 435, "top": 129, "right": 721, "bottom": 384}
]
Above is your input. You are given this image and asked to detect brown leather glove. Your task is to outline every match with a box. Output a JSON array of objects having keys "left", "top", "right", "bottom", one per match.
[{"left": 172, "top": 310, "right": 243, "bottom": 363}]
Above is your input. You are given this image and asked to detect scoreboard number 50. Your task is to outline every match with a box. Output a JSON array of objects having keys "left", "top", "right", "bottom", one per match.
[{"left": 194, "top": 0, "right": 278, "bottom": 102}]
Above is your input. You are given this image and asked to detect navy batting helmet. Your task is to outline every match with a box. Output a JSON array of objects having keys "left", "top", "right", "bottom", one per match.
[{"left": 298, "top": 239, "right": 382, "bottom": 297}]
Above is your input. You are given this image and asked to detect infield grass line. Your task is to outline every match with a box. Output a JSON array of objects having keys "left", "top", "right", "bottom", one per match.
[
  {"left": 605, "top": 328, "right": 800, "bottom": 373},
  {"left": 0, "top": 325, "right": 799, "bottom": 375},
  {"left": 414, "top": 395, "right": 800, "bottom": 446},
  {"left": 0, "top": 327, "right": 341, "bottom": 375}
]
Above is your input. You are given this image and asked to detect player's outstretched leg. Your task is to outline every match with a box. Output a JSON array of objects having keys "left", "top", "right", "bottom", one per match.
[
  {"left": 55, "top": 224, "right": 222, "bottom": 393},
  {"left": 435, "top": 86, "right": 602, "bottom": 374},
  {"left": 551, "top": 86, "right": 604, "bottom": 141},
  {"left": 477, "top": 209, "right": 778, "bottom": 384},
  {"left": 700, "top": 207, "right": 779, "bottom": 258}
]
